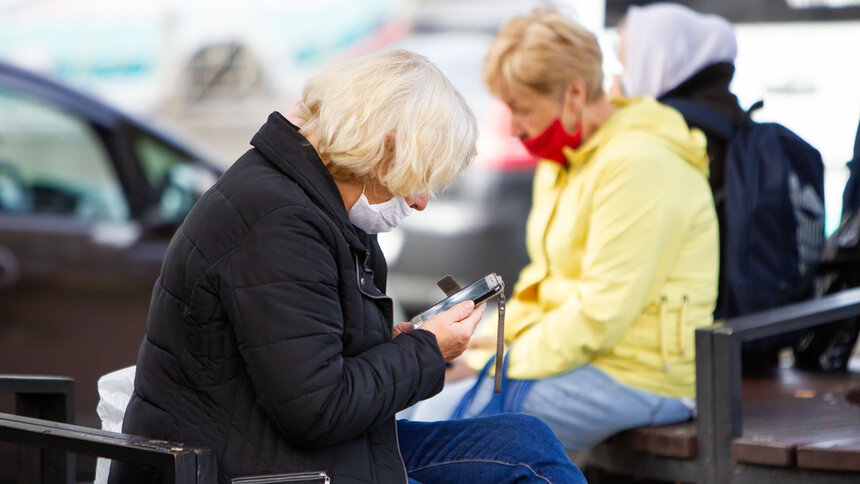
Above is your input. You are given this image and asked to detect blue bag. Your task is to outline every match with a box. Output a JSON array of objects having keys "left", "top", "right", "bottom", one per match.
[{"left": 663, "top": 99, "right": 825, "bottom": 320}]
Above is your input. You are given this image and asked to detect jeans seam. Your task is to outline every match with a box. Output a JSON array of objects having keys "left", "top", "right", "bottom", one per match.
[{"left": 408, "top": 458, "right": 552, "bottom": 483}]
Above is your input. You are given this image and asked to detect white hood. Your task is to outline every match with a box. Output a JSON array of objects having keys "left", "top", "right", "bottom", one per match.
[{"left": 623, "top": 2, "right": 737, "bottom": 98}]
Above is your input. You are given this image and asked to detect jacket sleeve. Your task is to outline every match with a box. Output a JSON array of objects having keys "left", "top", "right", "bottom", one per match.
[
  {"left": 220, "top": 205, "right": 445, "bottom": 448},
  {"left": 506, "top": 145, "right": 690, "bottom": 378}
]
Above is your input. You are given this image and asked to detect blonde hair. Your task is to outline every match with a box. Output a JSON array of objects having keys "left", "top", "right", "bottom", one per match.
[
  {"left": 483, "top": 9, "right": 603, "bottom": 102},
  {"left": 294, "top": 49, "right": 477, "bottom": 197}
]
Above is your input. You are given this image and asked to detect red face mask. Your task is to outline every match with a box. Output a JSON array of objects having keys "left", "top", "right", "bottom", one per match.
[{"left": 521, "top": 119, "right": 582, "bottom": 165}]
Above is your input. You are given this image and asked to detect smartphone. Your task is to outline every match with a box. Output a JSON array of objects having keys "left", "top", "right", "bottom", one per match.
[
  {"left": 231, "top": 471, "right": 330, "bottom": 483},
  {"left": 410, "top": 273, "right": 504, "bottom": 329}
]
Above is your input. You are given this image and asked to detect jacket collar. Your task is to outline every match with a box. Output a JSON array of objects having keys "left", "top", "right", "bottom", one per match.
[{"left": 250, "top": 112, "right": 368, "bottom": 253}]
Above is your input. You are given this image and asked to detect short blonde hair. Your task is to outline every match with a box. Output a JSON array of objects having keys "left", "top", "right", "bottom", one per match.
[
  {"left": 483, "top": 9, "right": 603, "bottom": 102},
  {"left": 294, "top": 49, "right": 477, "bottom": 197}
]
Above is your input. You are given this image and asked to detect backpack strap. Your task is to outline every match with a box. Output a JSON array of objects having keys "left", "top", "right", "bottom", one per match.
[{"left": 660, "top": 97, "right": 738, "bottom": 140}]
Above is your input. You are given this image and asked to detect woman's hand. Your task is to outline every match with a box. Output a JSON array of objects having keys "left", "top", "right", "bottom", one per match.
[
  {"left": 392, "top": 322, "right": 413, "bottom": 339},
  {"left": 418, "top": 300, "right": 486, "bottom": 361}
]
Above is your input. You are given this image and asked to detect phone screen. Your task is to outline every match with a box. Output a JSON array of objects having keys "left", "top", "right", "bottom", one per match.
[{"left": 410, "top": 273, "right": 503, "bottom": 328}]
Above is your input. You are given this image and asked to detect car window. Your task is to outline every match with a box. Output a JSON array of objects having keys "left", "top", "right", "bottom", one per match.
[
  {"left": 0, "top": 87, "right": 129, "bottom": 221},
  {"left": 133, "top": 131, "right": 216, "bottom": 224}
]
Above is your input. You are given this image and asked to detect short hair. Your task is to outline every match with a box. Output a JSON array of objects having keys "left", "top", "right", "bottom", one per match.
[
  {"left": 294, "top": 49, "right": 477, "bottom": 198},
  {"left": 483, "top": 9, "right": 603, "bottom": 102}
]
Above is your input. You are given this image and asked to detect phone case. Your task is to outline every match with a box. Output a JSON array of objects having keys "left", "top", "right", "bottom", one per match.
[
  {"left": 230, "top": 471, "right": 330, "bottom": 483},
  {"left": 410, "top": 273, "right": 503, "bottom": 328}
]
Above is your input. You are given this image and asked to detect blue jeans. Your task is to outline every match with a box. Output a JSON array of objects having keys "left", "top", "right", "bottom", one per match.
[
  {"left": 457, "top": 365, "right": 693, "bottom": 449},
  {"left": 397, "top": 414, "right": 585, "bottom": 483}
]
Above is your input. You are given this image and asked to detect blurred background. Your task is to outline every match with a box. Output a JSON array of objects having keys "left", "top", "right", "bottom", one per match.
[{"left": 0, "top": 0, "right": 858, "bottom": 480}]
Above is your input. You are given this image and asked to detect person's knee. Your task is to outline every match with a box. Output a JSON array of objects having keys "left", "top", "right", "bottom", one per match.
[{"left": 487, "top": 414, "right": 560, "bottom": 444}]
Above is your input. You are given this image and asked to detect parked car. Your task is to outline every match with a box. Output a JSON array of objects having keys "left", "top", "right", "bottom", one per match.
[
  {"left": 0, "top": 0, "right": 413, "bottom": 158},
  {"left": 0, "top": 59, "right": 220, "bottom": 442}
]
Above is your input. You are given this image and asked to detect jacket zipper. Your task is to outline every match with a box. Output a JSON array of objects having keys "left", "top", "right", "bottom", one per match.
[
  {"left": 394, "top": 420, "right": 410, "bottom": 483},
  {"left": 353, "top": 252, "right": 408, "bottom": 482},
  {"left": 538, "top": 166, "right": 567, "bottom": 275}
]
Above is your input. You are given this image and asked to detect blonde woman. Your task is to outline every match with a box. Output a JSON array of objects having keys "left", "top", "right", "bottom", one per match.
[
  {"left": 442, "top": 10, "right": 720, "bottom": 449},
  {"left": 109, "top": 49, "right": 583, "bottom": 484}
]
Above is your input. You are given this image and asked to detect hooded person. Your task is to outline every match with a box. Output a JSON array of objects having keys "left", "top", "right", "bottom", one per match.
[
  {"left": 409, "top": 9, "right": 719, "bottom": 450},
  {"left": 616, "top": 2, "right": 747, "bottom": 200}
]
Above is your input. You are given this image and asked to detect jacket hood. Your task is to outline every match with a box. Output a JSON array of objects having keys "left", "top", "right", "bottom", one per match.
[
  {"left": 623, "top": 2, "right": 737, "bottom": 98},
  {"left": 567, "top": 97, "right": 709, "bottom": 177}
]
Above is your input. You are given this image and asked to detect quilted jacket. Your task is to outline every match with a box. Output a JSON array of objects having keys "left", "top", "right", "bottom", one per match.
[{"left": 110, "top": 112, "right": 446, "bottom": 483}]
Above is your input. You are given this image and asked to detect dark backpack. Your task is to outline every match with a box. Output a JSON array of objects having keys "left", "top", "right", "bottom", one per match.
[
  {"left": 662, "top": 99, "right": 827, "bottom": 371},
  {"left": 663, "top": 98, "right": 826, "bottom": 320}
]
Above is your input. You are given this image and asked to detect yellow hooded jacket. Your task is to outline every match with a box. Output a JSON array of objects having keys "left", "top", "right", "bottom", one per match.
[{"left": 469, "top": 97, "right": 719, "bottom": 398}]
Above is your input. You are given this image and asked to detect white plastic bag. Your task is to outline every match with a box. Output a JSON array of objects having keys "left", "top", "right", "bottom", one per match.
[{"left": 93, "top": 365, "right": 136, "bottom": 484}]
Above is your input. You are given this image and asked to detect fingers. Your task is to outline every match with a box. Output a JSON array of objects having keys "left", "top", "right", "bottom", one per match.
[
  {"left": 418, "top": 300, "right": 488, "bottom": 361},
  {"left": 461, "top": 302, "right": 486, "bottom": 334},
  {"left": 450, "top": 300, "right": 476, "bottom": 321},
  {"left": 392, "top": 321, "right": 413, "bottom": 339}
]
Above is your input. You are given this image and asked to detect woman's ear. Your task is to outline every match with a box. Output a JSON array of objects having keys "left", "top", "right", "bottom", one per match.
[
  {"left": 375, "top": 132, "right": 396, "bottom": 176},
  {"left": 384, "top": 131, "right": 396, "bottom": 150},
  {"left": 562, "top": 78, "right": 587, "bottom": 114},
  {"left": 560, "top": 78, "right": 587, "bottom": 132}
]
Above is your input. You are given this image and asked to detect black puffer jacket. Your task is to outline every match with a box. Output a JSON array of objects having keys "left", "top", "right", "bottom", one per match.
[{"left": 110, "top": 113, "right": 446, "bottom": 483}]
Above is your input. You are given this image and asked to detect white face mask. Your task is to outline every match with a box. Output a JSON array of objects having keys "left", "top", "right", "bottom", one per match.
[{"left": 348, "top": 189, "right": 414, "bottom": 234}]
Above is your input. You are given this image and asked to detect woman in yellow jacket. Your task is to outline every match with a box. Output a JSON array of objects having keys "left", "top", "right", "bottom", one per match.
[{"left": 449, "top": 10, "right": 719, "bottom": 449}]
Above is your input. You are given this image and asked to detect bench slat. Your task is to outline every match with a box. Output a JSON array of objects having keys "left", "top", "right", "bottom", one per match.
[
  {"left": 742, "top": 371, "right": 860, "bottom": 433},
  {"left": 726, "top": 370, "right": 860, "bottom": 468},
  {"left": 732, "top": 437, "right": 796, "bottom": 467},
  {"left": 604, "top": 421, "right": 697, "bottom": 459},
  {"left": 732, "top": 424, "right": 860, "bottom": 467},
  {"left": 797, "top": 436, "right": 860, "bottom": 472},
  {"left": 599, "top": 370, "right": 860, "bottom": 471}
]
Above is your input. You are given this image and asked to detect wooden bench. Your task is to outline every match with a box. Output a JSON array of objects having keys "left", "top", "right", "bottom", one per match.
[
  {"left": 0, "top": 375, "right": 215, "bottom": 484},
  {"left": 583, "top": 287, "right": 860, "bottom": 483},
  {"left": 733, "top": 369, "right": 860, "bottom": 471}
]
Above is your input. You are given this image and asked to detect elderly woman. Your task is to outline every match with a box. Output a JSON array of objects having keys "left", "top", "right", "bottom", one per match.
[
  {"left": 429, "top": 10, "right": 719, "bottom": 449},
  {"left": 109, "top": 49, "right": 583, "bottom": 483}
]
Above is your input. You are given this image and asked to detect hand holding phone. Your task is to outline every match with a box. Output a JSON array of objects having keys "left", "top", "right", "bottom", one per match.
[
  {"left": 410, "top": 273, "right": 504, "bottom": 329},
  {"left": 416, "top": 299, "right": 486, "bottom": 361},
  {"left": 411, "top": 273, "right": 506, "bottom": 391}
]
